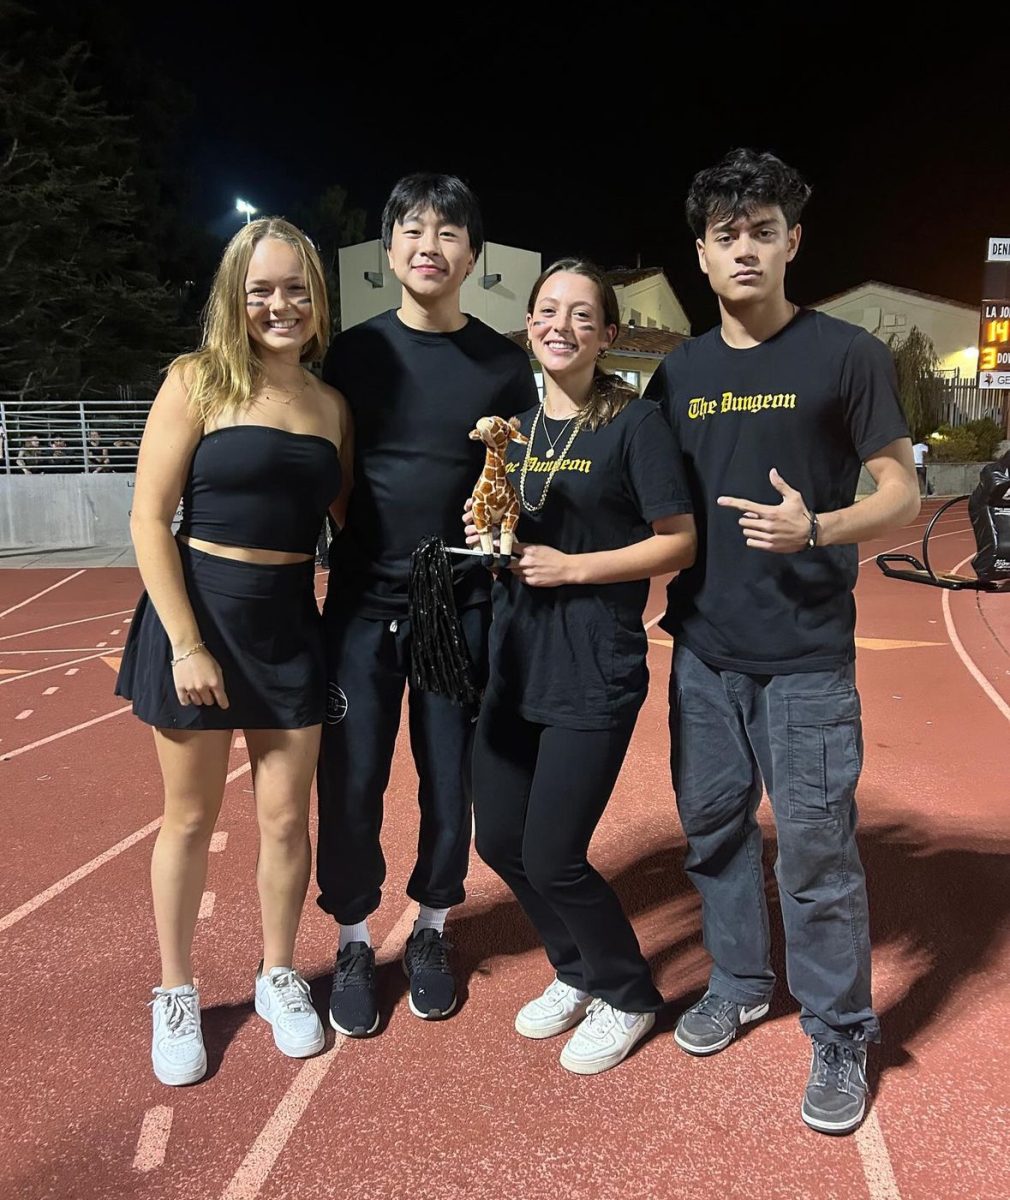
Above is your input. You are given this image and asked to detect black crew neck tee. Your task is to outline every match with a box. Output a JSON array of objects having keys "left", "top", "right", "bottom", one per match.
[
  {"left": 322, "top": 308, "right": 539, "bottom": 618},
  {"left": 643, "top": 309, "right": 909, "bottom": 673},
  {"left": 489, "top": 398, "right": 692, "bottom": 730}
]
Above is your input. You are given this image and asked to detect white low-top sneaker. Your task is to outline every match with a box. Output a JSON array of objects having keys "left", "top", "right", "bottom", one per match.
[
  {"left": 515, "top": 977, "right": 592, "bottom": 1040},
  {"left": 559, "top": 998, "right": 655, "bottom": 1075},
  {"left": 150, "top": 984, "right": 207, "bottom": 1086},
  {"left": 255, "top": 965, "right": 325, "bottom": 1058}
]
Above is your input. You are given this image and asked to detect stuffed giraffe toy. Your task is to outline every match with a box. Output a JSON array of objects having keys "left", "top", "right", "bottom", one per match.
[{"left": 469, "top": 414, "right": 528, "bottom": 569}]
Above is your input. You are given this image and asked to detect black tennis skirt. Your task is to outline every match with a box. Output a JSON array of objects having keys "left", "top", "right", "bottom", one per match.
[{"left": 115, "top": 541, "right": 325, "bottom": 730}]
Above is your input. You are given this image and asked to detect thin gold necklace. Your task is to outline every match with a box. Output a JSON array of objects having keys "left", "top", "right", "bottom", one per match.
[
  {"left": 261, "top": 370, "right": 309, "bottom": 405},
  {"left": 541, "top": 411, "right": 577, "bottom": 459},
  {"left": 519, "top": 401, "right": 588, "bottom": 514}
]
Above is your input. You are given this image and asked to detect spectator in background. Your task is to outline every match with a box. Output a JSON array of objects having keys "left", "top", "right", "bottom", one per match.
[
  {"left": 912, "top": 440, "right": 932, "bottom": 496},
  {"left": 88, "top": 428, "right": 112, "bottom": 473},
  {"left": 46, "top": 436, "right": 70, "bottom": 471},
  {"left": 111, "top": 437, "right": 140, "bottom": 472},
  {"left": 16, "top": 435, "right": 42, "bottom": 473}
]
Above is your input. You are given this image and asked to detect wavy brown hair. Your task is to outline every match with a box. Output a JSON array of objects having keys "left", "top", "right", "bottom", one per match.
[
  {"left": 527, "top": 258, "right": 637, "bottom": 432},
  {"left": 171, "top": 217, "right": 330, "bottom": 424}
]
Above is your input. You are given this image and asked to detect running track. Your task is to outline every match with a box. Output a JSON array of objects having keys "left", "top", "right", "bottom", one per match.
[{"left": 1, "top": 502, "right": 1008, "bottom": 1200}]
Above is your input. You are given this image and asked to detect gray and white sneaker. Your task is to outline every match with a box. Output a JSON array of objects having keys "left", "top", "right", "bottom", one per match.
[
  {"left": 559, "top": 998, "right": 655, "bottom": 1075},
  {"left": 801, "top": 1039, "right": 869, "bottom": 1134},
  {"left": 150, "top": 984, "right": 207, "bottom": 1086},
  {"left": 255, "top": 965, "right": 325, "bottom": 1058},
  {"left": 515, "top": 977, "right": 592, "bottom": 1040},
  {"left": 674, "top": 990, "right": 769, "bottom": 1055}
]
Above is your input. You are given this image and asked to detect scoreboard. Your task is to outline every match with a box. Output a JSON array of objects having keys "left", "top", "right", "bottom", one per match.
[{"left": 979, "top": 237, "right": 1010, "bottom": 390}]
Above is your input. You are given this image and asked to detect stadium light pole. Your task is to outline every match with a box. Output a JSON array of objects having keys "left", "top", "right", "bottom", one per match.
[{"left": 236, "top": 198, "right": 257, "bottom": 224}]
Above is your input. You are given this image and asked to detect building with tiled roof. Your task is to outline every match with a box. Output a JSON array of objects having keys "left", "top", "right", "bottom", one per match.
[{"left": 507, "top": 324, "right": 688, "bottom": 397}]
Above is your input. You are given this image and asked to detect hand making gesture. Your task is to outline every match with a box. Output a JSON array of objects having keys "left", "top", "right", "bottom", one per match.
[{"left": 717, "top": 467, "right": 814, "bottom": 554}]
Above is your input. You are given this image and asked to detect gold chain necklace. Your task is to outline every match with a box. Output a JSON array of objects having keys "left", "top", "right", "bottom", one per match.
[
  {"left": 518, "top": 402, "right": 588, "bottom": 514},
  {"left": 262, "top": 371, "right": 310, "bottom": 405}
]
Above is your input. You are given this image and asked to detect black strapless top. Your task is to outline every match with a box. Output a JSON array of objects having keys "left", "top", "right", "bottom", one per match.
[{"left": 178, "top": 425, "right": 341, "bottom": 555}]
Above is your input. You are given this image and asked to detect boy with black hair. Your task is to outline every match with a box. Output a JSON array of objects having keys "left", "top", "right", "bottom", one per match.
[
  {"left": 317, "top": 173, "right": 538, "bottom": 1036},
  {"left": 644, "top": 148, "right": 920, "bottom": 1133}
]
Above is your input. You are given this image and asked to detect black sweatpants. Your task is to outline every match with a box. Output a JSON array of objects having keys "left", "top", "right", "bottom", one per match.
[
  {"left": 473, "top": 692, "right": 662, "bottom": 1013},
  {"left": 316, "top": 605, "right": 490, "bottom": 925}
]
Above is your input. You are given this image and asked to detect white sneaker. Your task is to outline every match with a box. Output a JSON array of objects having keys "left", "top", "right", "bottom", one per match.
[
  {"left": 254, "top": 964, "right": 325, "bottom": 1058},
  {"left": 150, "top": 984, "right": 207, "bottom": 1086},
  {"left": 515, "top": 977, "right": 593, "bottom": 1040},
  {"left": 559, "top": 998, "right": 655, "bottom": 1075}
]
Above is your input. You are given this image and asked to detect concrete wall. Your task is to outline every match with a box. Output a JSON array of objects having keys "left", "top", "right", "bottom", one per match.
[
  {"left": 856, "top": 461, "right": 992, "bottom": 497},
  {"left": 0, "top": 475, "right": 137, "bottom": 551},
  {"left": 338, "top": 239, "right": 541, "bottom": 335}
]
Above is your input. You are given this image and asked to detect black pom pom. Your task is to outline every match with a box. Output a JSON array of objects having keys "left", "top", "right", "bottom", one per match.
[{"left": 407, "top": 536, "right": 481, "bottom": 707}]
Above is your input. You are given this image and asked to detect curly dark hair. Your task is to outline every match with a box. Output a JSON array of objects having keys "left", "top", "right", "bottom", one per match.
[
  {"left": 381, "top": 173, "right": 484, "bottom": 258},
  {"left": 685, "top": 149, "right": 811, "bottom": 238}
]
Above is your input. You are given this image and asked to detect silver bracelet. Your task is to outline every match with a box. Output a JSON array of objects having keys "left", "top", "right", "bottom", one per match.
[{"left": 170, "top": 640, "right": 205, "bottom": 667}]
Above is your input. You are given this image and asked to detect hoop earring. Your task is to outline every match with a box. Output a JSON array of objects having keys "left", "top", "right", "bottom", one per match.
[
  {"left": 597, "top": 347, "right": 608, "bottom": 360},
  {"left": 525, "top": 337, "right": 533, "bottom": 351}
]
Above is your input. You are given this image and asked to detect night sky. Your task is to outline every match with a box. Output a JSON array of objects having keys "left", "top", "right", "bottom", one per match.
[{"left": 44, "top": 3, "right": 1008, "bottom": 332}]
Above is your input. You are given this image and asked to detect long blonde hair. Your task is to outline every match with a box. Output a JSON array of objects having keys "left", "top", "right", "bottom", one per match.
[
  {"left": 527, "top": 258, "right": 637, "bottom": 433},
  {"left": 172, "top": 218, "right": 331, "bottom": 423}
]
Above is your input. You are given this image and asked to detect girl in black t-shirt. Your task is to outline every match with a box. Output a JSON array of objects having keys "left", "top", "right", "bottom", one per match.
[{"left": 468, "top": 260, "right": 696, "bottom": 1075}]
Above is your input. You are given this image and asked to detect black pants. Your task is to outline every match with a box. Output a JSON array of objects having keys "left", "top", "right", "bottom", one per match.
[
  {"left": 316, "top": 606, "right": 489, "bottom": 924},
  {"left": 473, "top": 694, "right": 662, "bottom": 1013}
]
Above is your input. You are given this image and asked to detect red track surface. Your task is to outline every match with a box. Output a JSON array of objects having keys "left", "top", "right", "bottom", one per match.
[{"left": 1, "top": 504, "right": 1008, "bottom": 1200}]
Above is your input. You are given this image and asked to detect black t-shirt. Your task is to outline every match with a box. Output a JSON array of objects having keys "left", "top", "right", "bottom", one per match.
[
  {"left": 643, "top": 309, "right": 909, "bottom": 673},
  {"left": 489, "top": 398, "right": 692, "bottom": 730},
  {"left": 323, "top": 309, "right": 538, "bottom": 618}
]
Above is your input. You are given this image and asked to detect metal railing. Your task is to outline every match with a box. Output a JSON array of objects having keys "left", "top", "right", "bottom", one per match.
[{"left": 0, "top": 398, "right": 152, "bottom": 474}]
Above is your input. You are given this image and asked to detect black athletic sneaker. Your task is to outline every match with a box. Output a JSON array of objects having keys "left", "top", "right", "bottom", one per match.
[
  {"left": 801, "top": 1039, "right": 869, "bottom": 1134},
  {"left": 328, "top": 941, "right": 379, "bottom": 1037},
  {"left": 402, "top": 928, "right": 457, "bottom": 1019}
]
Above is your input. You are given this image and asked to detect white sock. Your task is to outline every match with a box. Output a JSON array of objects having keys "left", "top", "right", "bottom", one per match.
[
  {"left": 412, "top": 905, "right": 448, "bottom": 937},
  {"left": 339, "top": 920, "right": 371, "bottom": 951}
]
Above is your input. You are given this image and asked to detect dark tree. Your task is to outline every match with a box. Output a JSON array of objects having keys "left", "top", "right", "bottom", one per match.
[
  {"left": 889, "top": 327, "right": 942, "bottom": 443},
  {"left": 0, "top": 37, "right": 187, "bottom": 398},
  {"left": 294, "top": 185, "right": 367, "bottom": 332}
]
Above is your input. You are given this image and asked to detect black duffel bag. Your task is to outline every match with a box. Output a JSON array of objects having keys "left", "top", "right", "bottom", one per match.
[{"left": 969, "top": 450, "right": 1010, "bottom": 584}]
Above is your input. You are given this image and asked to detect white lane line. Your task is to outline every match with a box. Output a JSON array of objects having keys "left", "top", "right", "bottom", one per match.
[
  {"left": 858, "top": 526, "right": 971, "bottom": 568},
  {"left": 855, "top": 1110, "right": 902, "bottom": 1199},
  {"left": 0, "top": 570, "right": 86, "bottom": 620},
  {"left": 65, "top": 668, "right": 79, "bottom": 676},
  {"left": 942, "top": 554, "right": 1010, "bottom": 724},
  {"left": 210, "top": 832, "right": 228, "bottom": 853},
  {"left": 0, "top": 608, "right": 134, "bottom": 643},
  {"left": 15, "top": 710, "right": 33, "bottom": 720},
  {"left": 0, "top": 763, "right": 251, "bottom": 934},
  {"left": 219, "top": 902, "right": 418, "bottom": 1200},
  {"left": 198, "top": 891, "right": 216, "bottom": 920},
  {"left": 0, "top": 704, "right": 131, "bottom": 761},
  {"left": 0, "top": 650, "right": 110, "bottom": 687},
  {"left": 0, "top": 648, "right": 110, "bottom": 654},
  {"left": 0, "top": 818, "right": 162, "bottom": 934},
  {"left": 644, "top": 613, "right": 664, "bottom": 631},
  {"left": 235, "top": 736, "right": 246, "bottom": 749},
  {"left": 133, "top": 1105, "right": 174, "bottom": 1173},
  {"left": 43, "top": 687, "right": 58, "bottom": 695},
  {"left": 111, "top": 628, "right": 122, "bottom": 635},
  {"left": 97, "top": 641, "right": 108, "bottom": 648}
]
